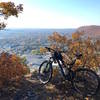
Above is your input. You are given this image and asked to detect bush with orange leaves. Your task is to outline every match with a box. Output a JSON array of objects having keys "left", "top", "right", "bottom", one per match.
[
  {"left": 0, "top": 52, "right": 29, "bottom": 88},
  {"left": 48, "top": 32, "right": 100, "bottom": 72},
  {"left": 48, "top": 32, "right": 68, "bottom": 50}
]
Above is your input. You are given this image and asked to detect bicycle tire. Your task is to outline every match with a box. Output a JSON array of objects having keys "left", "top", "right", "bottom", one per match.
[
  {"left": 73, "top": 68, "right": 100, "bottom": 97},
  {"left": 38, "top": 60, "right": 53, "bottom": 84}
]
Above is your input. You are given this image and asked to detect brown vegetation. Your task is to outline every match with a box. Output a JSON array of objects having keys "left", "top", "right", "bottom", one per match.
[
  {"left": 0, "top": 1, "right": 23, "bottom": 29},
  {"left": 48, "top": 31, "right": 100, "bottom": 71},
  {"left": 0, "top": 52, "right": 29, "bottom": 88}
]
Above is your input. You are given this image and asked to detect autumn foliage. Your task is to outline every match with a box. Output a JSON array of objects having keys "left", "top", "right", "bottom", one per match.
[
  {"left": 48, "top": 32, "right": 100, "bottom": 71},
  {"left": 0, "top": 2, "right": 23, "bottom": 18},
  {"left": 48, "top": 32, "right": 68, "bottom": 50},
  {"left": 0, "top": 52, "right": 28, "bottom": 88},
  {"left": 0, "top": 1, "right": 23, "bottom": 29},
  {"left": 40, "top": 47, "right": 47, "bottom": 54}
]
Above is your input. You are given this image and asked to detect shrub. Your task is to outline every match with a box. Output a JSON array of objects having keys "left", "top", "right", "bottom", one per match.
[
  {"left": 0, "top": 52, "right": 29, "bottom": 88},
  {"left": 48, "top": 32, "right": 100, "bottom": 71}
]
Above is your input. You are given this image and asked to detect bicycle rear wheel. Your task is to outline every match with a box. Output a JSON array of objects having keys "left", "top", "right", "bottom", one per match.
[
  {"left": 73, "top": 68, "right": 100, "bottom": 97},
  {"left": 38, "top": 60, "right": 52, "bottom": 84}
]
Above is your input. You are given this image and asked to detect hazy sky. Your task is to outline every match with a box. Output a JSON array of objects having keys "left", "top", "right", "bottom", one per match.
[{"left": 1, "top": 0, "right": 100, "bottom": 28}]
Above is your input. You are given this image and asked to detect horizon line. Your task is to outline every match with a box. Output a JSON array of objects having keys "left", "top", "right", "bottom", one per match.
[{"left": 5, "top": 28, "right": 77, "bottom": 30}]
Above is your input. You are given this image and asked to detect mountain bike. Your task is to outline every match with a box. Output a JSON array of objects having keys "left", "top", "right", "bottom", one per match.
[{"left": 38, "top": 47, "right": 100, "bottom": 97}]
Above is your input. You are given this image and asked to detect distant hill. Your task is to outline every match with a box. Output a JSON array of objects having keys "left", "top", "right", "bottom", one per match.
[{"left": 77, "top": 25, "right": 100, "bottom": 38}]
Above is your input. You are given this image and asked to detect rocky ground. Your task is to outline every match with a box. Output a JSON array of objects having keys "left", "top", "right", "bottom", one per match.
[{"left": 0, "top": 71, "right": 100, "bottom": 100}]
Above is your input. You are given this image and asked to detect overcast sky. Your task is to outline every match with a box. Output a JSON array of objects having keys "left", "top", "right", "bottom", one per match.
[{"left": 1, "top": 0, "right": 100, "bottom": 28}]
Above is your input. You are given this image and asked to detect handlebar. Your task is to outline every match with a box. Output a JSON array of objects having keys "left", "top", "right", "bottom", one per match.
[
  {"left": 45, "top": 47, "right": 55, "bottom": 52},
  {"left": 45, "top": 47, "right": 66, "bottom": 53},
  {"left": 45, "top": 47, "right": 82, "bottom": 58}
]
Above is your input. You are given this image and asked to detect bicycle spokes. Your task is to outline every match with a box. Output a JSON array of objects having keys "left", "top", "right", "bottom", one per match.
[
  {"left": 39, "top": 60, "right": 52, "bottom": 84},
  {"left": 73, "top": 68, "right": 99, "bottom": 96}
]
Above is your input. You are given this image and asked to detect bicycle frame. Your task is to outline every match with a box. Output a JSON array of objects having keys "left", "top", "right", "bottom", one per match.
[
  {"left": 56, "top": 59, "right": 67, "bottom": 79},
  {"left": 45, "top": 47, "right": 81, "bottom": 81},
  {"left": 39, "top": 47, "right": 100, "bottom": 97},
  {"left": 49, "top": 53, "right": 75, "bottom": 81}
]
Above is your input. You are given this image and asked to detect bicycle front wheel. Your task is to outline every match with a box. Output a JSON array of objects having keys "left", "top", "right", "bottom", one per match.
[
  {"left": 73, "top": 68, "right": 100, "bottom": 97},
  {"left": 38, "top": 60, "right": 52, "bottom": 84}
]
